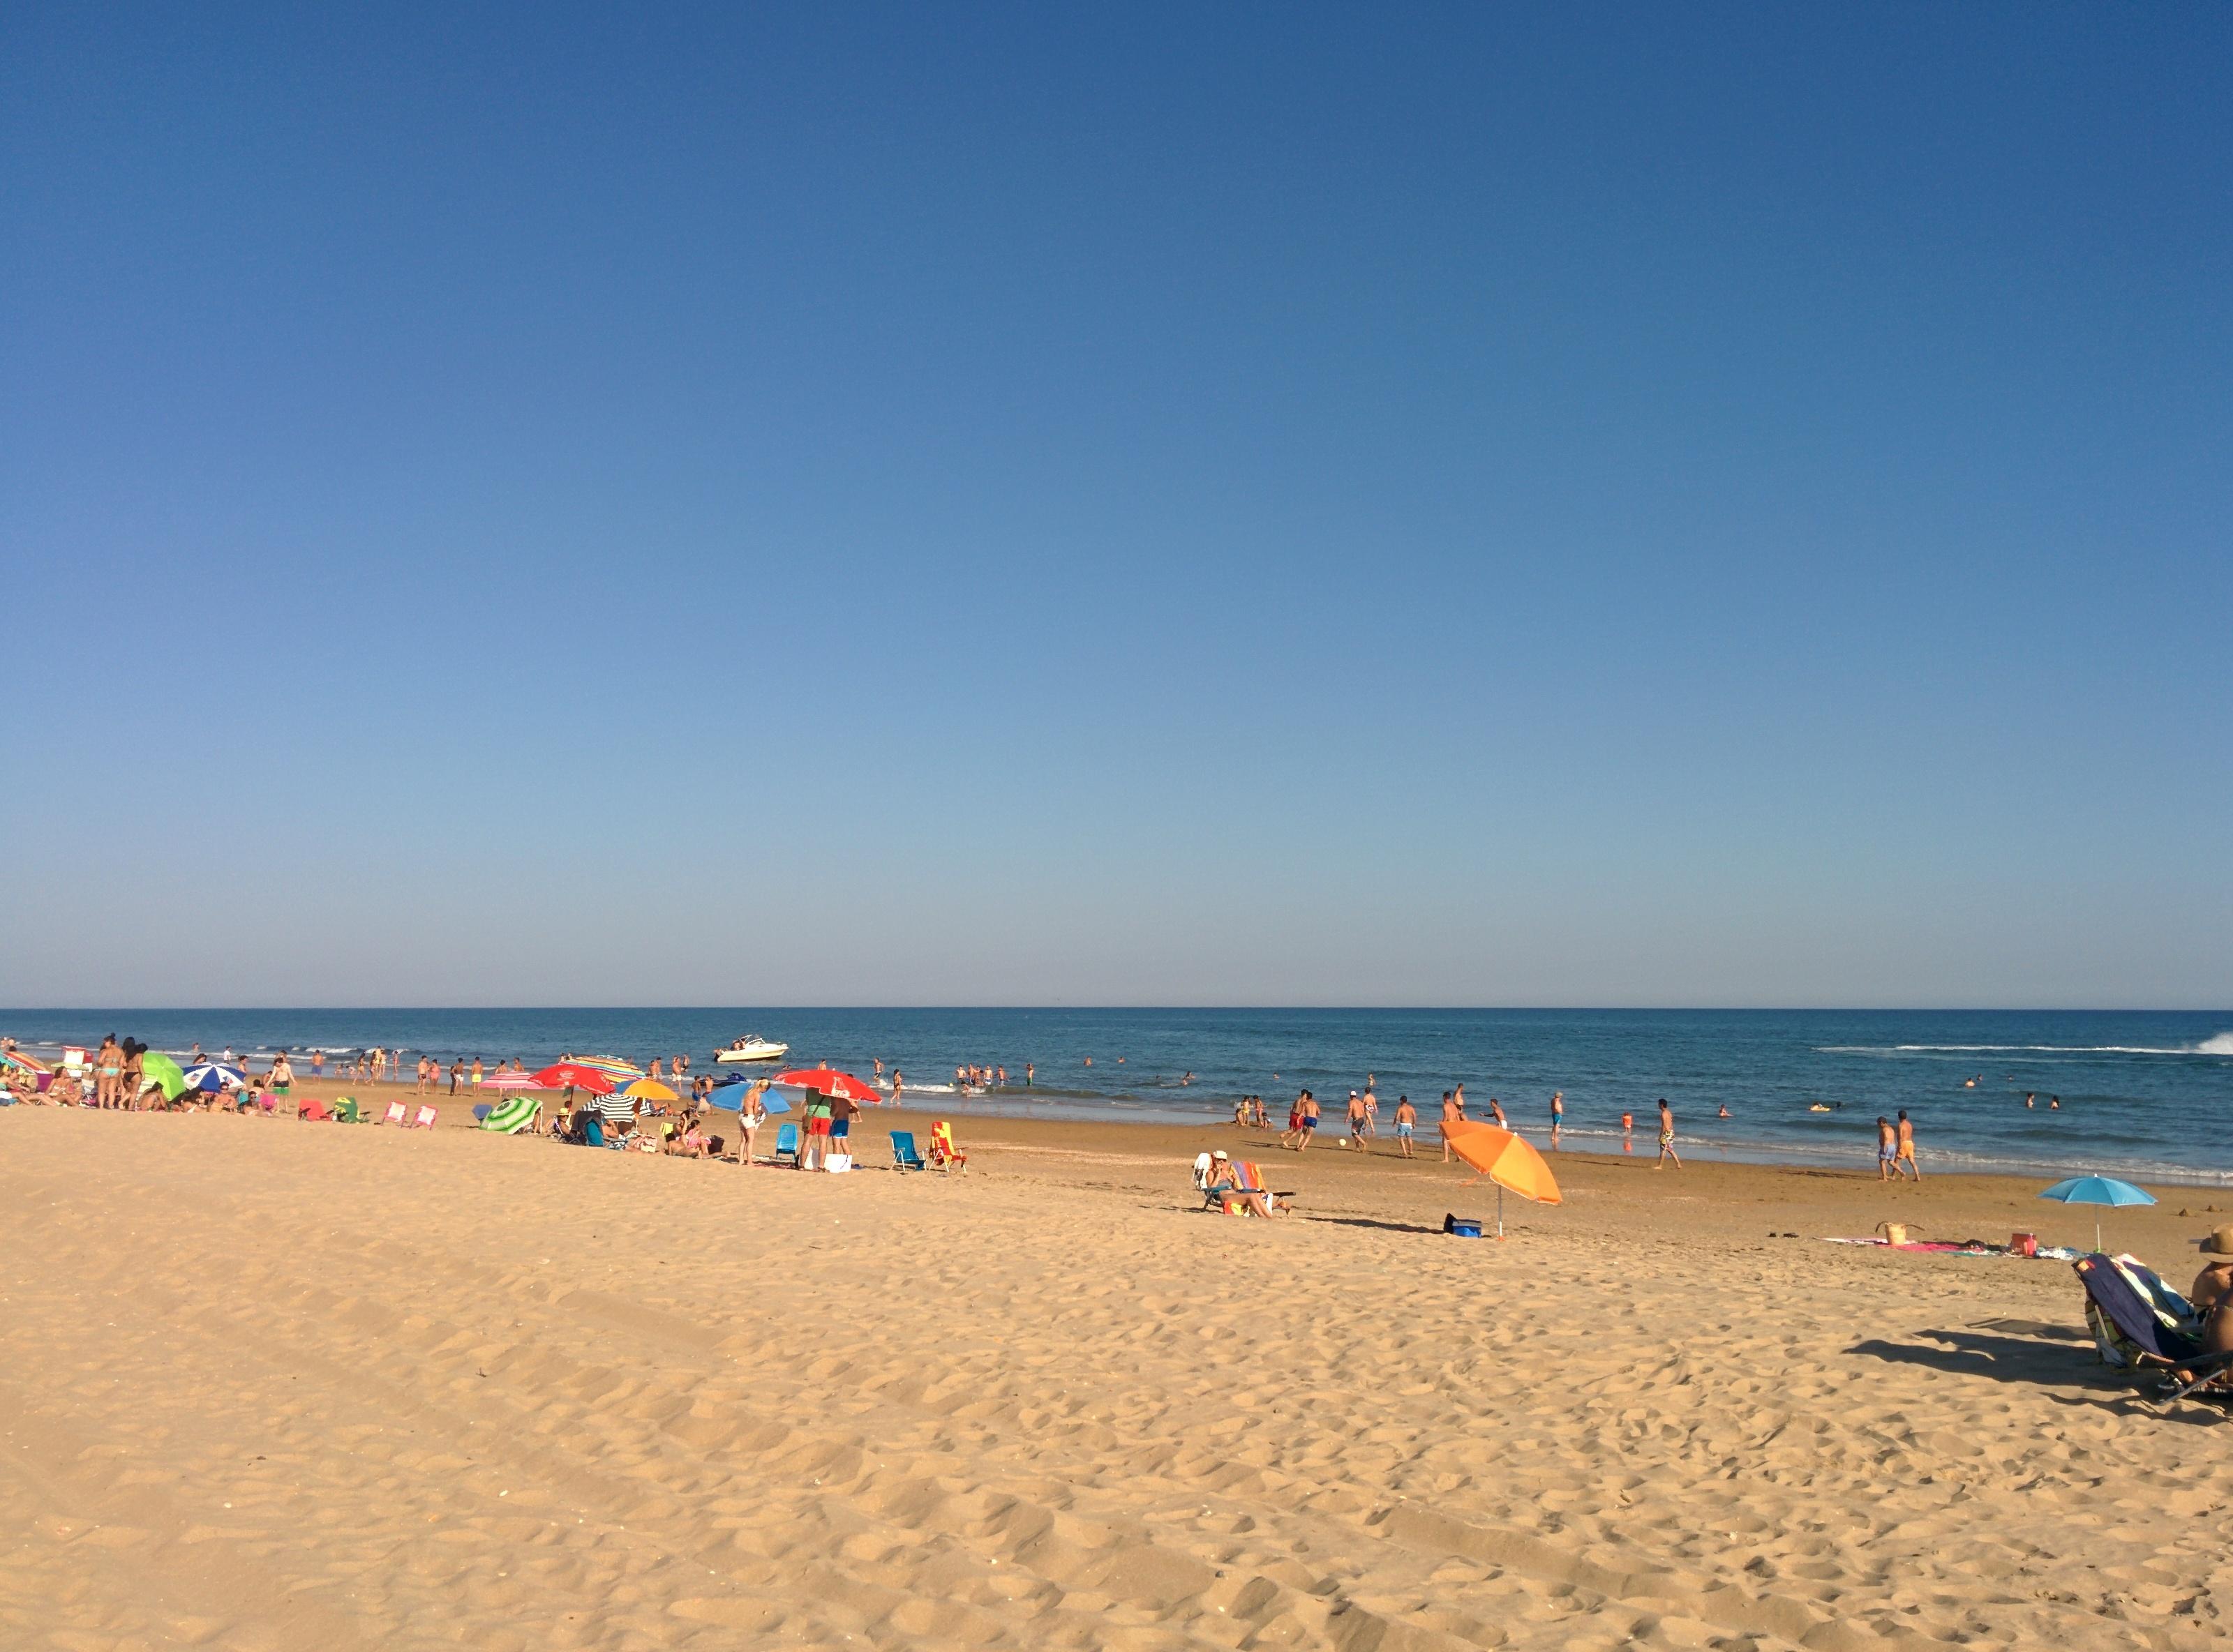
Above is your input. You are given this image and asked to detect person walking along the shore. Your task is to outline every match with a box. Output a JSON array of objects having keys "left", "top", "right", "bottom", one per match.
[
  {"left": 1895, "top": 1109, "right": 1921, "bottom": 1180},
  {"left": 1439, "top": 1091, "right": 1465, "bottom": 1163},
  {"left": 1394, "top": 1095, "right": 1417, "bottom": 1157},
  {"left": 1877, "top": 1116, "right": 1898, "bottom": 1181},
  {"left": 1654, "top": 1097, "right": 1681, "bottom": 1169}
]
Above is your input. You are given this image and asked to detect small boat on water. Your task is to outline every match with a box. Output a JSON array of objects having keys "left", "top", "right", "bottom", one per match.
[{"left": 715, "top": 1037, "right": 789, "bottom": 1065}]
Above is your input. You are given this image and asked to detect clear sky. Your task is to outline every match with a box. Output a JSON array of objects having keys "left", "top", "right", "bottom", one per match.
[{"left": 4, "top": 4, "right": 2227, "bottom": 1008}]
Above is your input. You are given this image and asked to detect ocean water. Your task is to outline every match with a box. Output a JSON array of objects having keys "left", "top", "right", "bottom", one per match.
[{"left": 7, "top": 1007, "right": 2231, "bottom": 1184}]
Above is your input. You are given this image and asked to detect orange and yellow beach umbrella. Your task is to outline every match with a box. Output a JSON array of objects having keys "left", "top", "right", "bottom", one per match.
[{"left": 1444, "top": 1121, "right": 1562, "bottom": 1236}]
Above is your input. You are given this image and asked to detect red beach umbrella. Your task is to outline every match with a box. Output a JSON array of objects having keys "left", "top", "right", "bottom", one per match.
[
  {"left": 772, "top": 1067, "right": 879, "bottom": 1104},
  {"left": 531, "top": 1062, "right": 615, "bottom": 1095}
]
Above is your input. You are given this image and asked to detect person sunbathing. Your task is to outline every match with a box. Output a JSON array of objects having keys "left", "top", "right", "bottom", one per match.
[
  {"left": 1201, "top": 1152, "right": 1282, "bottom": 1217},
  {"left": 2190, "top": 1227, "right": 2233, "bottom": 1356}
]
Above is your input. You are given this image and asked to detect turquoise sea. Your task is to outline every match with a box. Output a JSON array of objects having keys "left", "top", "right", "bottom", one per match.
[{"left": 6, "top": 1008, "right": 2230, "bottom": 1184}]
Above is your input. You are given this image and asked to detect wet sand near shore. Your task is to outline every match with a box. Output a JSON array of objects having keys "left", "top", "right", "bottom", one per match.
[{"left": 3, "top": 1096, "right": 2227, "bottom": 1650}]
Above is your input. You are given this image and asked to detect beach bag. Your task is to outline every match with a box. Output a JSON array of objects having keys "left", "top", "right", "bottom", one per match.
[{"left": 825, "top": 1153, "right": 852, "bottom": 1173}]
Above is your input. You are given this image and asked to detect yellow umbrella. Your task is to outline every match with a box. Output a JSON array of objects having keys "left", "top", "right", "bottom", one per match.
[
  {"left": 617, "top": 1078, "right": 678, "bottom": 1104},
  {"left": 1444, "top": 1121, "right": 1562, "bottom": 1237}
]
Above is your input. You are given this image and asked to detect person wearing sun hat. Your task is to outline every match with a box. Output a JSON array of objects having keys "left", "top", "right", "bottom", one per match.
[{"left": 2188, "top": 1226, "right": 2233, "bottom": 1358}]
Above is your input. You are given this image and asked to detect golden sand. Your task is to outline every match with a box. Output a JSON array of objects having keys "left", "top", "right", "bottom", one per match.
[{"left": 2, "top": 1094, "right": 2227, "bottom": 1649}]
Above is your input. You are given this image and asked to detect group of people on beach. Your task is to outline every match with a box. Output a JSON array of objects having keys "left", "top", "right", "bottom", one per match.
[
  {"left": 1227, "top": 1080, "right": 1696, "bottom": 1170},
  {"left": 950, "top": 1062, "right": 1031, "bottom": 1090},
  {"left": 0, "top": 1035, "right": 304, "bottom": 1112}
]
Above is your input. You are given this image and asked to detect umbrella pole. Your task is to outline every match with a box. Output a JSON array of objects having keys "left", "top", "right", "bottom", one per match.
[{"left": 1497, "top": 1183, "right": 1505, "bottom": 1240}]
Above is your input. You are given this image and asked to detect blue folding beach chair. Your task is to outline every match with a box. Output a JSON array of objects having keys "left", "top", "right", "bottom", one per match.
[
  {"left": 2074, "top": 1254, "right": 2233, "bottom": 1407},
  {"left": 890, "top": 1129, "right": 927, "bottom": 1171},
  {"left": 773, "top": 1121, "right": 801, "bottom": 1168},
  {"left": 2075, "top": 1253, "right": 2202, "bottom": 1367}
]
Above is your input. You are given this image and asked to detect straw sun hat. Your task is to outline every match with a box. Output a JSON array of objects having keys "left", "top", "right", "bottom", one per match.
[{"left": 2193, "top": 1225, "right": 2233, "bottom": 1254}]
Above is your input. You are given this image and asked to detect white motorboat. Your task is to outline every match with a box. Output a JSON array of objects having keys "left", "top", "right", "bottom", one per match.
[{"left": 715, "top": 1037, "right": 790, "bottom": 1065}]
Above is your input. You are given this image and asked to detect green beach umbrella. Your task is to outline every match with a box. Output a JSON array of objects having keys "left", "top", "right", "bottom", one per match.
[{"left": 140, "top": 1051, "right": 188, "bottom": 1102}]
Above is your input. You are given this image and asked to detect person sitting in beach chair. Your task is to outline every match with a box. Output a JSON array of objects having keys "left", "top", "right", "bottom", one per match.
[
  {"left": 929, "top": 1120, "right": 967, "bottom": 1173},
  {"left": 1198, "top": 1150, "right": 1236, "bottom": 1208},
  {"left": 1202, "top": 1156, "right": 1285, "bottom": 1217},
  {"left": 2074, "top": 1245, "right": 2233, "bottom": 1405},
  {"left": 2075, "top": 1252, "right": 2204, "bottom": 1369}
]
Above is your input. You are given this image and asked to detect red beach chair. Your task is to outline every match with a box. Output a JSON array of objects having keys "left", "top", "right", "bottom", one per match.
[
  {"left": 381, "top": 1100, "right": 408, "bottom": 1125},
  {"left": 929, "top": 1120, "right": 968, "bottom": 1173},
  {"left": 412, "top": 1105, "right": 438, "bottom": 1129}
]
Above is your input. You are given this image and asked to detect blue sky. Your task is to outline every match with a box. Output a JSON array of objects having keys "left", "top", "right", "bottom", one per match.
[{"left": 4, "top": 4, "right": 2227, "bottom": 1007}]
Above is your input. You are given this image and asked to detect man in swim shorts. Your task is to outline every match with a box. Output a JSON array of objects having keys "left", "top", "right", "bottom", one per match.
[
  {"left": 802, "top": 1089, "right": 832, "bottom": 1170},
  {"left": 828, "top": 1090, "right": 857, "bottom": 1158},
  {"left": 1394, "top": 1095, "right": 1416, "bottom": 1157},
  {"left": 1895, "top": 1109, "right": 1920, "bottom": 1180},
  {"left": 1877, "top": 1116, "right": 1897, "bottom": 1180},
  {"left": 1654, "top": 1097, "right": 1681, "bottom": 1169}
]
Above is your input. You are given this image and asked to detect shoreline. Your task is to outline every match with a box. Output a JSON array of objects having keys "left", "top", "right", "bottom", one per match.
[
  {"left": 17, "top": 1077, "right": 2231, "bottom": 1252},
  {"left": 17, "top": 1049, "right": 2232, "bottom": 1185},
  {"left": 8, "top": 1005, "right": 2230, "bottom": 1185}
]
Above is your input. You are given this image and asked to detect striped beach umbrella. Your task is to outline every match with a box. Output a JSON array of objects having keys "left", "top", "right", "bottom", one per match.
[
  {"left": 181, "top": 1062, "right": 247, "bottom": 1092},
  {"left": 566, "top": 1055, "right": 645, "bottom": 1079},
  {"left": 479, "top": 1071, "right": 545, "bottom": 1092},
  {"left": 530, "top": 1063, "right": 615, "bottom": 1094}
]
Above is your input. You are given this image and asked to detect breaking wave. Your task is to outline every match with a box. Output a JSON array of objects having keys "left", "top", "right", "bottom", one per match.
[{"left": 1818, "top": 1035, "right": 2233, "bottom": 1058}]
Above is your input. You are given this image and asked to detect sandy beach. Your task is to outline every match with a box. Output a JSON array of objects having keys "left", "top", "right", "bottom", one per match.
[{"left": 3, "top": 1097, "right": 2228, "bottom": 1651}]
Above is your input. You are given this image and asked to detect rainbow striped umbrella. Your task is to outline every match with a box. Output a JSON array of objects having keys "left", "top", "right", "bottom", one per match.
[
  {"left": 479, "top": 1072, "right": 545, "bottom": 1091},
  {"left": 565, "top": 1055, "right": 645, "bottom": 1079}
]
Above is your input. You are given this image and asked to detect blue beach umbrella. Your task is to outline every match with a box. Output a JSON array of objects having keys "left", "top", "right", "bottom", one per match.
[
  {"left": 181, "top": 1062, "right": 247, "bottom": 1094},
  {"left": 2038, "top": 1175, "right": 2156, "bottom": 1252},
  {"left": 708, "top": 1076, "right": 792, "bottom": 1113}
]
